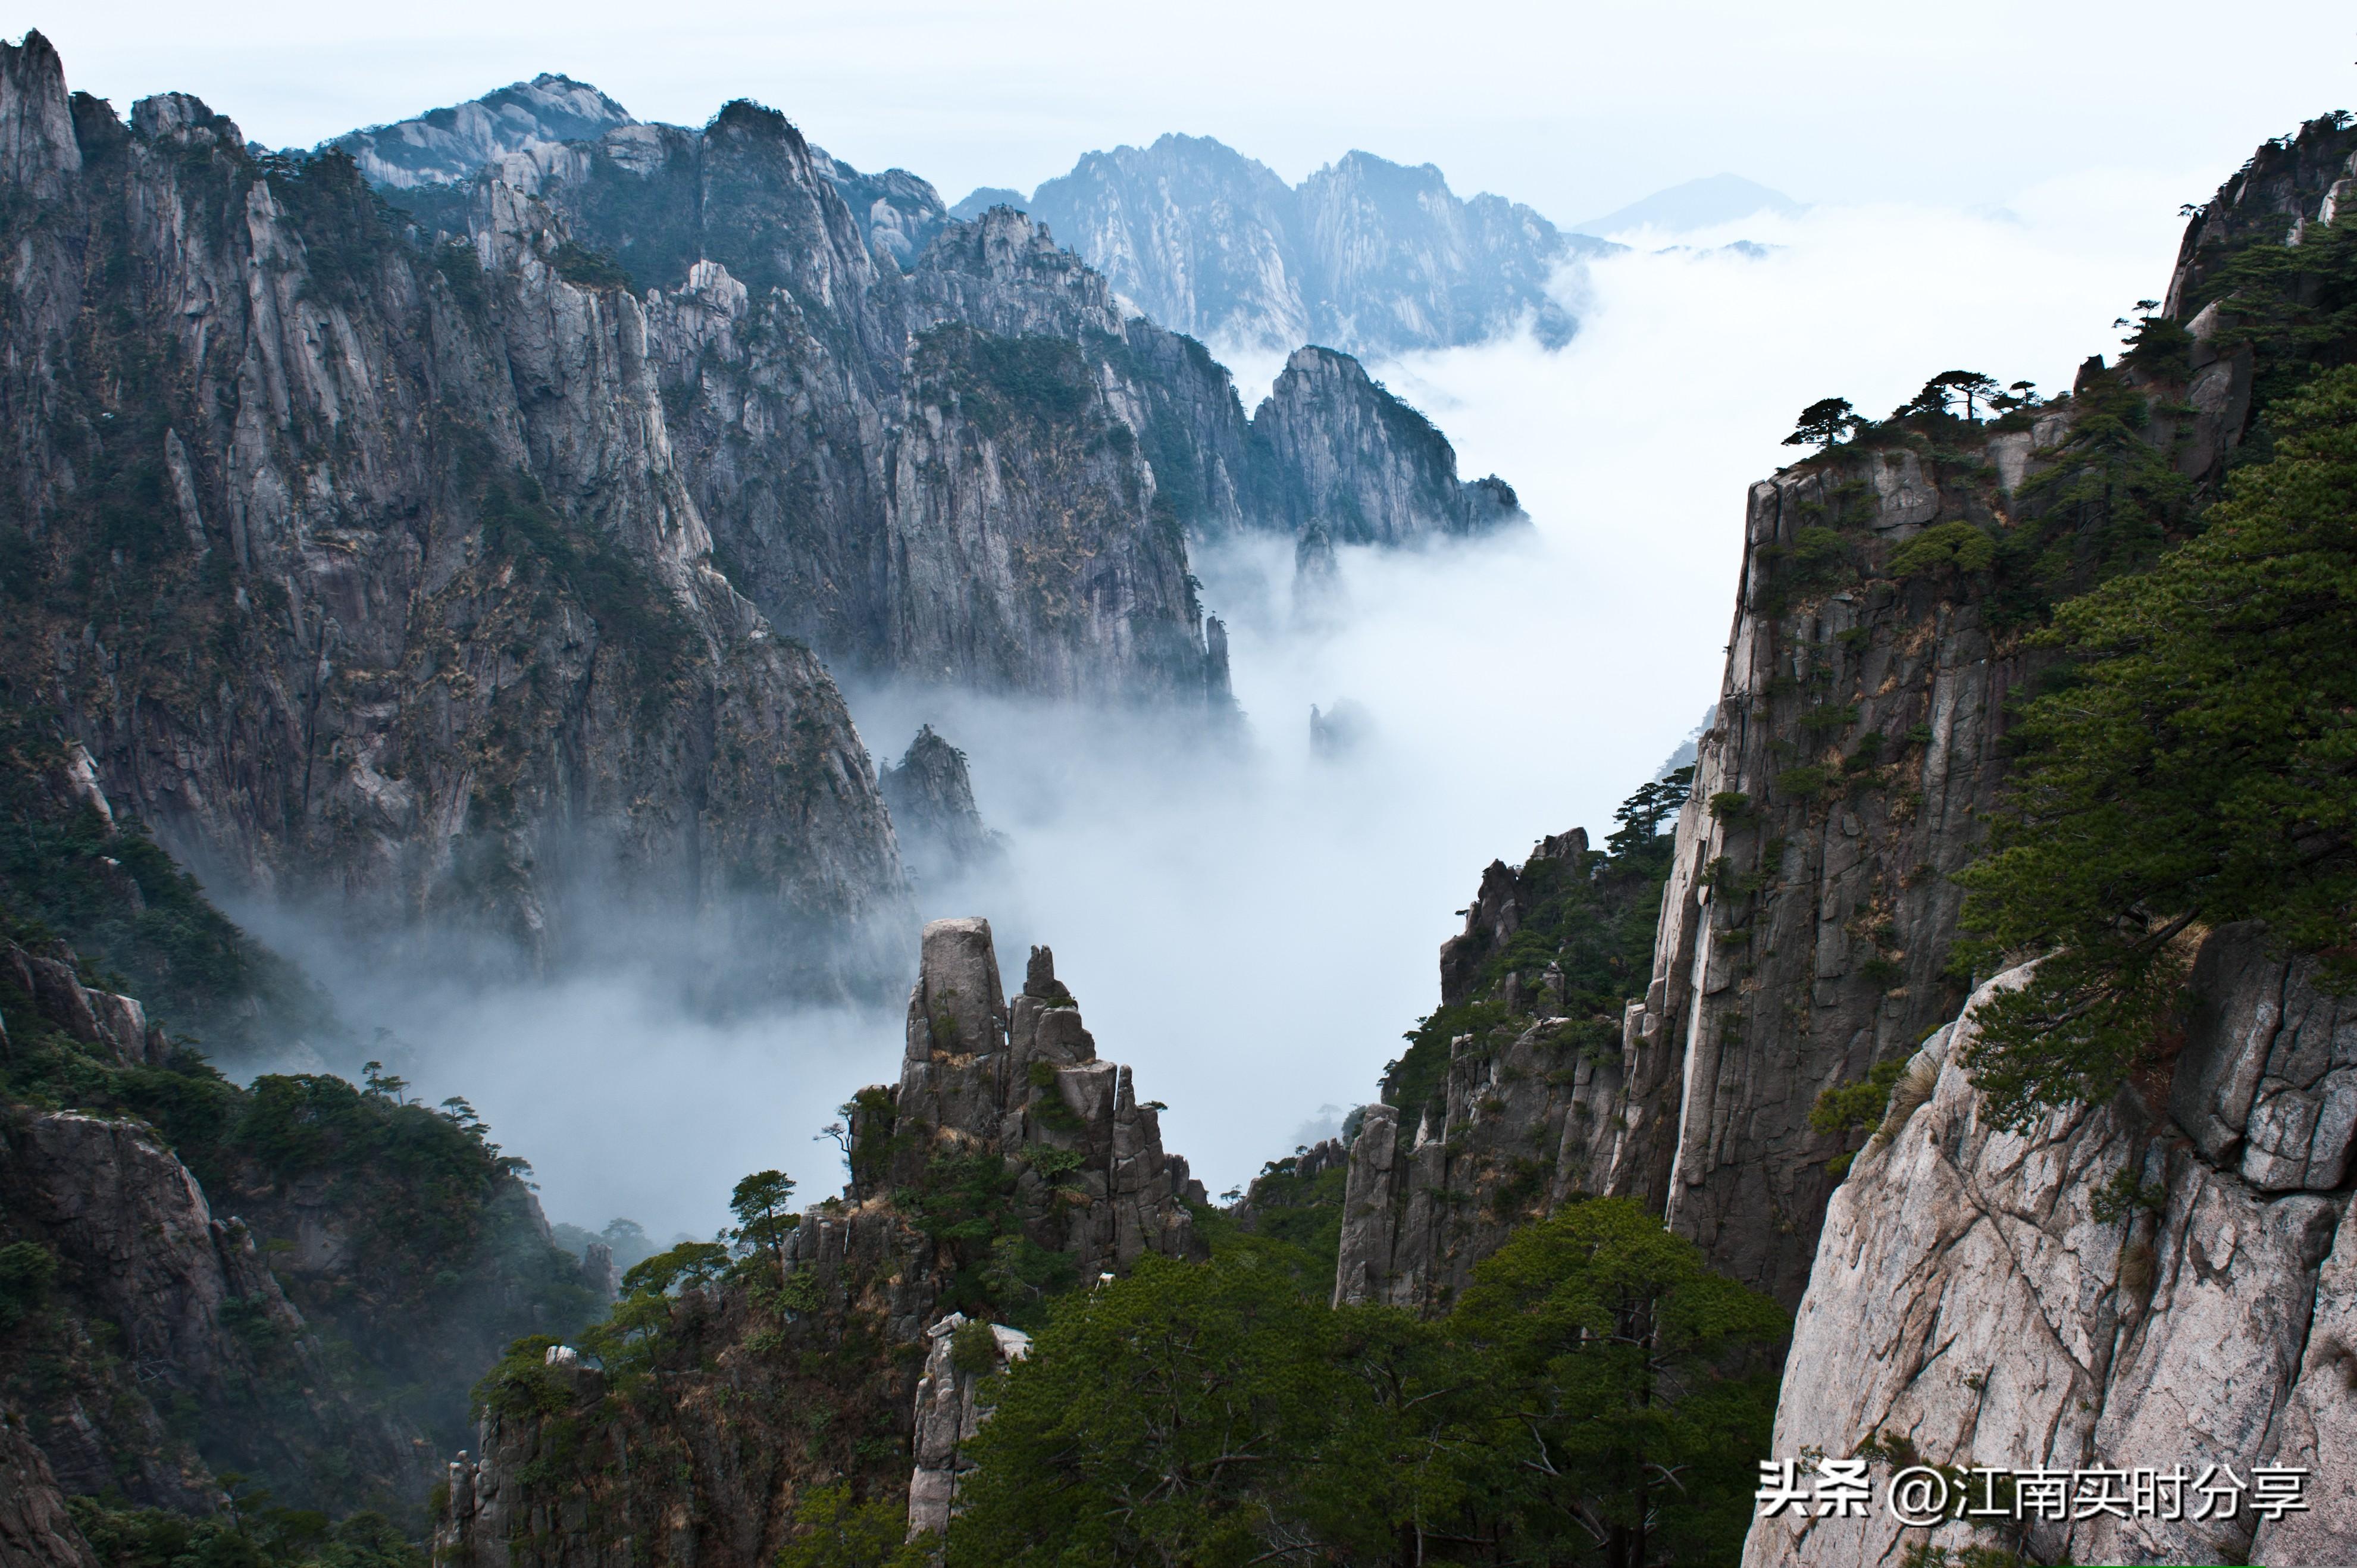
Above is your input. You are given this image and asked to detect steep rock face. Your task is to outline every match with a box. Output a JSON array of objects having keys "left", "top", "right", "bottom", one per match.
[
  {"left": 1336, "top": 325, "right": 2271, "bottom": 1310},
  {"left": 330, "top": 76, "right": 636, "bottom": 190},
  {"left": 878, "top": 726, "right": 1003, "bottom": 889},
  {"left": 2163, "top": 116, "right": 2357, "bottom": 311},
  {"left": 1023, "top": 134, "right": 1605, "bottom": 354},
  {"left": 1254, "top": 348, "right": 1525, "bottom": 544},
  {"left": 1743, "top": 934, "right": 2357, "bottom": 1567},
  {"left": 0, "top": 1107, "right": 432, "bottom": 1510},
  {"left": 1334, "top": 827, "right": 1673, "bottom": 1310},
  {"left": 882, "top": 323, "right": 1212, "bottom": 702},
  {"left": 0, "top": 40, "right": 907, "bottom": 993},
  {"left": 878, "top": 921, "right": 1205, "bottom": 1270},
  {"left": 0, "top": 932, "right": 599, "bottom": 1519},
  {"left": 905, "top": 1315, "right": 1029, "bottom": 1538},
  {"left": 0, "top": 1413, "right": 98, "bottom": 1568},
  {"left": 434, "top": 919, "right": 1206, "bottom": 1568},
  {"left": 484, "top": 112, "right": 1513, "bottom": 686},
  {"left": 481, "top": 120, "right": 1216, "bottom": 699}
]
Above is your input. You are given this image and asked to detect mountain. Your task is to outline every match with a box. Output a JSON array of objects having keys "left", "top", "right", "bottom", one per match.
[
  {"left": 0, "top": 905, "right": 605, "bottom": 1526},
  {"left": 1321, "top": 106, "right": 2357, "bottom": 1565},
  {"left": 1021, "top": 134, "right": 1613, "bottom": 355},
  {"left": 435, "top": 920, "right": 1207, "bottom": 1566},
  {"left": 330, "top": 73, "right": 637, "bottom": 188},
  {"left": 1570, "top": 171, "right": 1805, "bottom": 236},
  {"left": 950, "top": 185, "right": 1025, "bottom": 221},
  {"left": 0, "top": 39, "right": 1515, "bottom": 995}
]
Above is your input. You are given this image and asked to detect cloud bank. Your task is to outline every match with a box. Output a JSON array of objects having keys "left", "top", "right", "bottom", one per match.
[{"left": 226, "top": 183, "right": 2193, "bottom": 1240}]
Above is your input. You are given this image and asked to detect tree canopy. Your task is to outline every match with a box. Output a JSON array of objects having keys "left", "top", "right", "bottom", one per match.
[
  {"left": 946, "top": 1200, "right": 1783, "bottom": 1567},
  {"left": 1783, "top": 397, "right": 1861, "bottom": 451},
  {"left": 1955, "top": 364, "right": 2357, "bottom": 1125}
]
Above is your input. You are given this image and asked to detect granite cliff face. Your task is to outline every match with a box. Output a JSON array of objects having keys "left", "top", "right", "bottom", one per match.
[
  {"left": 1335, "top": 112, "right": 2357, "bottom": 1320},
  {"left": 0, "top": 1413, "right": 98, "bottom": 1568},
  {"left": 1746, "top": 934, "right": 2357, "bottom": 1566},
  {"left": 0, "top": 35, "right": 907, "bottom": 994},
  {"left": 435, "top": 919, "right": 1206, "bottom": 1568},
  {"left": 878, "top": 726, "right": 1003, "bottom": 890},
  {"left": 1019, "top": 134, "right": 1608, "bottom": 354},
  {"left": 452, "top": 109, "right": 1518, "bottom": 690},
  {"left": 1254, "top": 348, "right": 1523, "bottom": 544},
  {"left": 331, "top": 76, "right": 637, "bottom": 190},
  {"left": 330, "top": 76, "right": 947, "bottom": 267},
  {"left": 3, "top": 36, "right": 1524, "bottom": 992}
]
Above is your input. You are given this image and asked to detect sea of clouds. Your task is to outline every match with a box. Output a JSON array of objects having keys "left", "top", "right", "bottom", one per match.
[{"left": 258, "top": 176, "right": 2197, "bottom": 1242}]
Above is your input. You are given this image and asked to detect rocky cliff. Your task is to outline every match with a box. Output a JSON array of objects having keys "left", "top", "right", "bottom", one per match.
[
  {"left": 1253, "top": 348, "right": 1523, "bottom": 544},
  {"left": 330, "top": 76, "right": 637, "bottom": 190},
  {"left": 1019, "top": 134, "right": 1608, "bottom": 354},
  {"left": 434, "top": 918, "right": 1206, "bottom": 1568},
  {"left": 328, "top": 76, "right": 948, "bottom": 268},
  {"left": 0, "top": 34, "right": 908, "bottom": 996},
  {"left": 0, "top": 902, "right": 607, "bottom": 1524},
  {"left": 878, "top": 727, "right": 1003, "bottom": 890},
  {"left": 0, "top": 1413, "right": 98, "bottom": 1568},
  {"left": 1745, "top": 932, "right": 2357, "bottom": 1566},
  {"left": 449, "top": 109, "right": 1517, "bottom": 693},
  {"left": 1334, "top": 109, "right": 2357, "bottom": 1320}
]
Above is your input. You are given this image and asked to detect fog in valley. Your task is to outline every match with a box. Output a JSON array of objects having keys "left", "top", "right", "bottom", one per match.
[{"left": 221, "top": 178, "right": 2192, "bottom": 1244}]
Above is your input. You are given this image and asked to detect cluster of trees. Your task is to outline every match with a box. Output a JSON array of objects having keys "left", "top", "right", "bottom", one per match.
[
  {"left": 943, "top": 1199, "right": 1783, "bottom": 1567},
  {"left": 1955, "top": 364, "right": 2357, "bottom": 1122},
  {"left": 1781, "top": 370, "right": 2043, "bottom": 453}
]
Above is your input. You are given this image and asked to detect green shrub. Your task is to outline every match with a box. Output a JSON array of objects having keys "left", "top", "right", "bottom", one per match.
[
  {"left": 1888, "top": 521, "right": 1996, "bottom": 578},
  {"left": 949, "top": 1319, "right": 1001, "bottom": 1374},
  {"left": 1776, "top": 766, "right": 1829, "bottom": 800}
]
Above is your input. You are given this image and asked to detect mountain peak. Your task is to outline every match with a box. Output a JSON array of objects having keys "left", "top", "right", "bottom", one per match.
[
  {"left": 1570, "top": 173, "right": 1805, "bottom": 237},
  {"left": 327, "top": 73, "right": 637, "bottom": 188}
]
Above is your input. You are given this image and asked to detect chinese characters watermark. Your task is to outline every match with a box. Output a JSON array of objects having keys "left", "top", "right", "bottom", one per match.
[{"left": 1755, "top": 1459, "right": 2310, "bottom": 1528}]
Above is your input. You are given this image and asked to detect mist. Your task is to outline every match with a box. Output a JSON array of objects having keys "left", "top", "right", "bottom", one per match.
[{"left": 211, "top": 181, "right": 2188, "bottom": 1241}]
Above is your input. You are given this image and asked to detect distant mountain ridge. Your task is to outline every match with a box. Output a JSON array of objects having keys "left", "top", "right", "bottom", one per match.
[
  {"left": 1003, "top": 133, "right": 1614, "bottom": 356},
  {"left": 1570, "top": 172, "right": 1805, "bottom": 236},
  {"left": 329, "top": 89, "right": 1612, "bottom": 359}
]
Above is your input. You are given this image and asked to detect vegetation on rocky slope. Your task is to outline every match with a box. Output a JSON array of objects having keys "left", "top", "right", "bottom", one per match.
[
  {"left": 1382, "top": 769, "right": 1691, "bottom": 1133},
  {"left": 1957, "top": 364, "right": 2357, "bottom": 1124},
  {"left": 950, "top": 1200, "right": 1781, "bottom": 1566},
  {"left": 0, "top": 731, "right": 600, "bottom": 1526}
]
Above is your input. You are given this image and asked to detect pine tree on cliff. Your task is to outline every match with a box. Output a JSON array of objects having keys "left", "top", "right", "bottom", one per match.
[
  {"left": 1957, "top": 365, "right": 2357, "bottom": 1125},
  {"left": 1783, "top": 397, "right": 1861, "bottom": 451}
]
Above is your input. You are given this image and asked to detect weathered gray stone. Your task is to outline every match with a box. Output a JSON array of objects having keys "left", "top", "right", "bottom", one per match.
[{"left": 1742, "top": 941, "right": 2357, "bottom": 1567}]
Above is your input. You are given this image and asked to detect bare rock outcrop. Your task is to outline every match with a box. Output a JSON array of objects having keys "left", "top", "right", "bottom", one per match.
[
  {"left": 0, "top": 39, "right": 909, "bottom": 997},
  {"left": 1332, "top": 112, "right": 2357, "bottom": 1319},
  {"left": 1742, "top": 931, "right": 2357, "bottom": 1566},
  {"left": 0, "top": 1412, "right": 98, "bottom": 1568},
  {"left": 436, "top": 919, "right": 1205, "bottom": 1568},
  {"left": 0, "top": 1103, "right": 434, "bottom": 1511},
  {"left": 905, "top": 1315, "right": 1030, "bottom": 1539},
  {"left": 878, "top": 727, "right": 1004, "bottom": 890},
  {"left": 1253, "top": 347, "right": 1524, "bottom": 545}
]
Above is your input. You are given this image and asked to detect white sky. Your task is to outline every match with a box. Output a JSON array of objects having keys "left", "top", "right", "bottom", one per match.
[{"left": 34, "top": 2, "right": 2357, "bottom": 224}]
